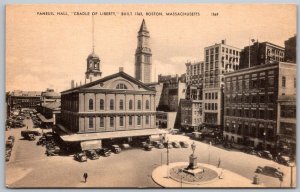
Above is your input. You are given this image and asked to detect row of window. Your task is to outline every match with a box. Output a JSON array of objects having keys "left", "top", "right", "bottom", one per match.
[
  {"left": 88, "top": 99, "right": 150, "bottom": 111},
  {"left": 280, "top": 105, "right": 296, "bottom": 118},
  {"left": 88, "top": 116, "right": 151, "bottom": 128},
  {"left": 226, "top": 77, "right": 275, "bottom": 92},
  {"left": 224, "top": 123, "right": 274, "bottom": 140},
  {"left": 225, "top": 108, "right": 275, "bottom": 120},
  {"left": 205, "top": 103, "right": 218, "bottom": 110},
  {"left": 205, "top": 92, "right": 218, "bottom": 100},
  {"left": 225, "top": 94, "right": 275, "bottom": 104},
  {"left": 205, "top": 47, "right": 240, "bottom": 56}
]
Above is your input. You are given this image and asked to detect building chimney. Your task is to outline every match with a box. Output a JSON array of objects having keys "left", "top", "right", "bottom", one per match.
[
  {"left": 221, "top": 39, "right": 226, "bottom": 44},
  {"left": 119, "top": 67, "right": 124, "bottom": 72},
  {"left": 71, "top": 80, "right": 75, "bottom": 88}
]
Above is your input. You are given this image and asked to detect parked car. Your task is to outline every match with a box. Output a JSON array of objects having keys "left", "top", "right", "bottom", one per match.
[
  {"left": 144, "top": 144, "right": 154, "bottom": 151},
  {"left": 85, "top": 150, "right": 99, "bottom": 160},
  {"left": 74, "top": 152, "right": 88, "bottom": 162},
  {"left": 110, "top": 145, "right": 121, "bottom": 154},
  {"left": 96, "top": 148, "right": 111, "bottom": 157},
  {"left": 255, "top": 166, "right": 284, "bottom": 178},
  {"left": 179, "top": 141, "right": 189, "bottom": 148},
  {"left": 46, "top": 146, "right": 60, "bottom": 156},
  {"left": 243, "top": 146, "right": 257, "bottom": 155},
  {"left": 120, "top": 143, "right": 131, "bottom": 149},
  {"left": 152, "top": 141, "right": 164, "bottom": 149},
  {"left": 172, "top": 141, "right": 181, "bottom": 148},
  {"left": 6, "top": 140, "right": 14, "bottom": 148},
  {"left": 164, "top": 142, "right": 173, "bottom": 149},
  {"left": 276, "top": 155, "right": 292, "bottom": 166},
  {"left": 8, "top": 136, "right": 15, "bottom": 143},
  {"left": 258, "top": 150, "right": 273, "bottom": 160}
]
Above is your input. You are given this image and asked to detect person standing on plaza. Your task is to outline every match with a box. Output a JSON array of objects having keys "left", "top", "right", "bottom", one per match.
[
  {"left": 217, "top": 157, "right": 221, "bottom": 168},
  {"left": 83, "top": 172, "right": 88, "bottom": 183}
]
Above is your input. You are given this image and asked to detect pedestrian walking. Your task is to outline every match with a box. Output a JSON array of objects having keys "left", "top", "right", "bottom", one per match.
[
  {"left": 83, "top": 172, "right": 88, "bottom": 183},
  {"left": 217, "top": 157, "right": 221, "bottom": 168}
]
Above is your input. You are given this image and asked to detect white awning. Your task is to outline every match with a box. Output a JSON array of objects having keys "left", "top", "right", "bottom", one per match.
[{"left": 59, "top": 128, "right": 167, "bottom": 142}]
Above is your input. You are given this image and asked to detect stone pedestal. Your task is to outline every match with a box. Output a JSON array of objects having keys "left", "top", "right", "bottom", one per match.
[
  {"left": 188, "top": 154, "right": 198, "bottom": 169},
  {"left": 183, "top": 154, "right": 204, "bottom": 176}
]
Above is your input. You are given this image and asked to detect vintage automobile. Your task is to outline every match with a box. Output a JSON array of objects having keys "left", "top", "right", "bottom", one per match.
[
  {"left": 276, "top": 155, "right": 292, "bottom": 166},
  {"left": 96, "top": 148, "right": 111, "bottom": 157},
  {"left": 6, "top": 140, "right": 14, "bottom": 148},
  {"left": 255, "top": 166, "right": 284, "bottom": 178},
  {"left": 179, "top": 141, "right": 189, "bottom": 148},
  {"left": 8, "top": 136, "right": 15, "bottom": 143},
  {"left": 120, "top": 143, "right": 131, "bottom": 150},
  {"left": 85, "top": 150, "right": 99, "bottom": 160},
  {"left": 110, "top": 145, "right": 122, "bottom": 154},
  {"left": 163, "top": 142, "right": 173, "bottom": 149},
  {"left": 74, "top": 152, "right": 88, "bottom": 162},
  {"left": 144, "top": 144, "right": 154, "bottom": 151},
  {"left": 257, "top": 150, "right": 273, "bottom": 160},
  {"left": 172, "top": 141, "right": 181, "bottom": 148},
  {"left": 152, "top": 141, "right": 164, "bottom": 149},
  {"left": 46, "top": 146, "right": 60, "bottom": 156}
]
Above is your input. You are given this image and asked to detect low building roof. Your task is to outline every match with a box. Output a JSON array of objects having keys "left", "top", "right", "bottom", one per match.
[{"left": 55, "top": 124, "right": 167, "bottom": 142}]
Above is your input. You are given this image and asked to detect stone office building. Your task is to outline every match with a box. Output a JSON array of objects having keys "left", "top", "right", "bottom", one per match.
[
  {"left": 277, "top": 95, "right": 296, "bottom": 154},
  {"left": 203, "top": 40, "right": 241, "bottom": 130},
  {"left": 224, "top": 62, "right": 296, "bottom": 149},
  {"left": 239, "top": 41, "right": 285, "bottom": 69}
]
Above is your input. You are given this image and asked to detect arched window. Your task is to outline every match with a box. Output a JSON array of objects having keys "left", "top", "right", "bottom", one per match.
[
  {"left": 137, "top": 100, "right": 141, "bottom": 110},
  {"left": 116, "top": 83, "right": 128, "bottom": 89},
  {"left": 89, "top": 99, "right": 93, "bottom": 110},
  {"left": 100, "top": 99, "right": 104, "bottom": 110},
  {"left": 110, "top": 99, "right": 114, "bottom": 110},
  {"left": 89, "top": 117, "right": 93, "bottom": 128},
  {"left": 146, "top": 100, "right": 150, "bottom": 110},
  {"left": 129, "top": 100, "right": 133, "bottom": 110},
  {"left": 119, "top": 99, "right": 124, "bottom": 110}
]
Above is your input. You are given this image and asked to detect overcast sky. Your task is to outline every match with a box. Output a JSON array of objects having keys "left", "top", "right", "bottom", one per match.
[{"left": 6, "top": 4, "right": 296, "bottom": 92}]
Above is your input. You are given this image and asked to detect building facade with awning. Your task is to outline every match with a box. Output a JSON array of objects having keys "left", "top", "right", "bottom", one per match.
[{"left": 57, "top": 71, "right": 164, "bottom": 150}]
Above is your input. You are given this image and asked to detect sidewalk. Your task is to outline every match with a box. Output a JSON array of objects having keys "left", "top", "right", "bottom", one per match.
[{"left": 151, "top": 162, "right": 264, "bottom": 188}]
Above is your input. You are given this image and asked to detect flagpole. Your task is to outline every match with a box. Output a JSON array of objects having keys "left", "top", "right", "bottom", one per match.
[{"left": 248, "top": 38, "right": 251, "bottom": 68}]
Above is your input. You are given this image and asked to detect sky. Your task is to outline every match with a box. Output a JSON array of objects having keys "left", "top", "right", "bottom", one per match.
[{"left": 6, "top": 4, "right": 296, "bottom": 92}]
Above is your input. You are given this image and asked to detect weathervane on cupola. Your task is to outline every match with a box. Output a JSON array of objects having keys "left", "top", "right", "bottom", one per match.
[{"left": 85, "top": 15, "right": 102, "bottom": 83}]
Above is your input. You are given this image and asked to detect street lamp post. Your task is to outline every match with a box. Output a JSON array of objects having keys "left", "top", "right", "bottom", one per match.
[
  {"left": 290, "top": 163, "right": 295, "bottom": 188},
  {"left": 166, "top": 139, "right": 170, "bottom": 179},
  {"left": 263, "top": 131, "right": 266, "bottom": 150}
]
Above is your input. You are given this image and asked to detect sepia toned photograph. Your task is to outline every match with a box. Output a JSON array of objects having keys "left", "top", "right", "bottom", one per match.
[{"left": 5, "top": 4, "right": 297, "bottom": 188}]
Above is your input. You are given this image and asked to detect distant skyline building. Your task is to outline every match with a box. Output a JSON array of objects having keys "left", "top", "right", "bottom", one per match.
[
  {"left": 239, "top": 41, "right": 285, "bottom": 69},
  {"left": 135, "top": 19, "right": 152, "bottom": 83},
  {"left": 284, "top": 35, "right": 296, "bottom": 63}
]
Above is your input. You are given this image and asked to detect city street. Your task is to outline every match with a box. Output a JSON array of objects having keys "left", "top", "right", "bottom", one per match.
[{"left": 6, "top": 119, "right": 296, "bottom": 188}]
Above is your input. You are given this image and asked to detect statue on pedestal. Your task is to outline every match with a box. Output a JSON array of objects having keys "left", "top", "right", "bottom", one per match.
[{"left": 187, "top": 141, "right": 198, "bottom": 170}]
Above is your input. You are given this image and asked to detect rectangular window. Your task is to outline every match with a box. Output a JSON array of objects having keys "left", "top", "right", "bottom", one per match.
[
  {"left": 146, "top": 116, "right": 149, "bottom": 124},
  {"left": 282, "top": 76, "right": 286, "bottom": 87},
  {"left": 100, "top": 117, "right": 104, "bottom": 127},
  {"left": 129, "top": 116, "right": 133, "bottom": 126},
  {"left": 110, "top": 117, "right": 114, "bottom": 127},
  {"left": 137, "top": 116, "right": 141, "bottom": 125},
  {"left": 119, "top": 116, "right": 124, "bottom": 126},
  {"left": 89, "top": 117, "right": 93, "bottom": 128}
]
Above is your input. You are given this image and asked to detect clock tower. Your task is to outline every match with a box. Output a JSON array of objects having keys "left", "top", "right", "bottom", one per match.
[{"left": 135, "top": 19, "right": 152, "bottom": 83}]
